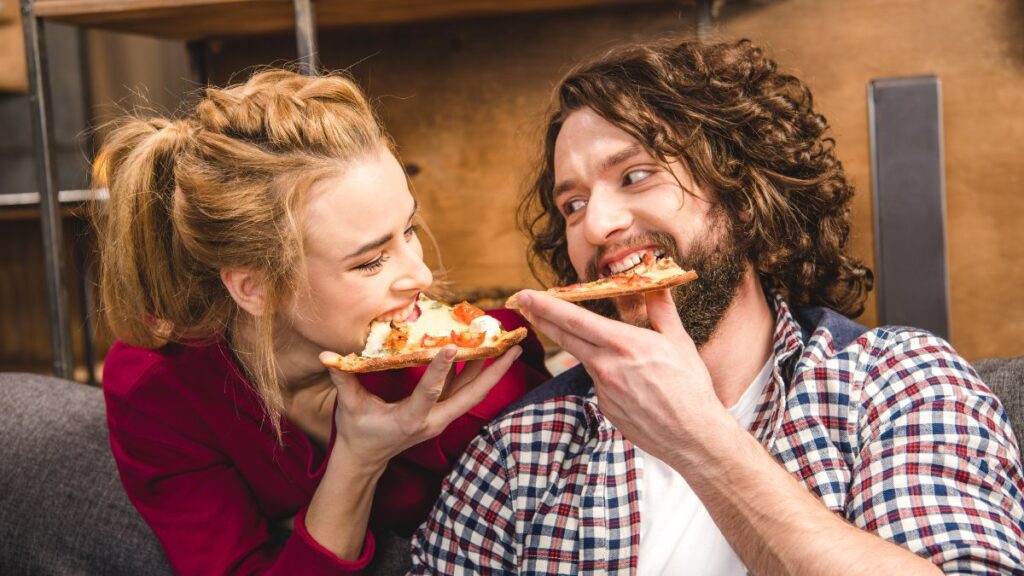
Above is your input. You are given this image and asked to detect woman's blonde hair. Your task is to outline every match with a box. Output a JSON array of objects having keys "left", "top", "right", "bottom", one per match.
[{"left": 94, "top": 69, "right": 392, "bottom": 438}]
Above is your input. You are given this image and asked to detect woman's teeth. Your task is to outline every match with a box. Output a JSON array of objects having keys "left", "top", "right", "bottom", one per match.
[{"left": 377, "top": 301, "right": 419, "bottom": 323}]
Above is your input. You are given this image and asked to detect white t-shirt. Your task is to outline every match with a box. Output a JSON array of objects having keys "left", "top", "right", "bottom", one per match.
[{"left": 635, "top": 357, "right": 774, "bottom": 576}]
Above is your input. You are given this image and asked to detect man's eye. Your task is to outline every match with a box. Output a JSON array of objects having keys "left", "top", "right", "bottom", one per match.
[
  {"left": 623, "top": 169, "right": 652, "bottom": 186},
  {"left": 562, "top": 199, "right": 587, "bottom": 216}
]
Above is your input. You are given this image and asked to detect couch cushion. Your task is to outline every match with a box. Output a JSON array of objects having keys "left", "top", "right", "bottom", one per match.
[
  {"left": 973, "top": 358, "right": 1024, "bottom": 447},
  {"left": 0, "top": 373, "right": 171, "bottom": 575}
]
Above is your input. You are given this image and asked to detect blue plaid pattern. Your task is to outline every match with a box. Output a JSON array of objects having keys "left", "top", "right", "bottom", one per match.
[{"left": 411, "top": 296, "right": 1024, "bottom": 574}]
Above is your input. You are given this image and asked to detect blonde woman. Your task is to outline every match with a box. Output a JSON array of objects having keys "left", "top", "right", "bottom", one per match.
[{"left": 95, "top": 69, "right": 548, "bottom": 574}]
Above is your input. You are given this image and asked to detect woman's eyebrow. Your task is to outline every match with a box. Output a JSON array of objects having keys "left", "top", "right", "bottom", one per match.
[
  {"left": 407, "top": 199, "right": 419, "bottom": 225},
  {"left": 345, "top": 202, "right": 418, "bottom": 260}
]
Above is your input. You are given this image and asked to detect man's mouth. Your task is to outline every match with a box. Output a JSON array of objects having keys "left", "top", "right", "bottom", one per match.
[{"left": 601, "top": 247, "right": 666, "bottom": 277}]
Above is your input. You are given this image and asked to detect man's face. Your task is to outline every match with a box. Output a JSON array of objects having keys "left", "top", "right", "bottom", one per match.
[{"left": 551, "top": 108, "right": 747, "bottom": 346}]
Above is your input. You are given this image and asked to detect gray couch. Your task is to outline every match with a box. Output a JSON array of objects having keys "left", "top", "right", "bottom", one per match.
[{"left": 1, "top": 359, "right": 1021, "bottom": 575}]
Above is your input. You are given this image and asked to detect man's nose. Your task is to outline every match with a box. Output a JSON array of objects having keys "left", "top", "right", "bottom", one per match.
[{"left": 583, "top": 191, "right": 633, "bottom": 244}]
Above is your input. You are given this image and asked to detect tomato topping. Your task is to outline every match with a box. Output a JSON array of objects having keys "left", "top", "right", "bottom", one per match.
[
  {"left": 420, "top": 334, "right": 451, "bottom": 348},
  {"left": 453, "top": 301, "right": 486, "bottom": 324},
  {"left": 451, "top": 330, "right": 486, "bottom": 348},
  {"left": 612, "top": 274, "right": 652, "bottom": 286}
]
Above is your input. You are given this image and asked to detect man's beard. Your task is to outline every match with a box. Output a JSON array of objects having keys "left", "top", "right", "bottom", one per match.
[{"left": 581, "top": 211, "right": 747, "bottom": 347}]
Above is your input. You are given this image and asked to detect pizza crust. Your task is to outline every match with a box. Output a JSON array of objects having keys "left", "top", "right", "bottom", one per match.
[
  {"left": 505, "top": 258, "right": 698, "bottom": 309},
  {"left": 322, "top": 327, "right": 528, "bottom": 373}
]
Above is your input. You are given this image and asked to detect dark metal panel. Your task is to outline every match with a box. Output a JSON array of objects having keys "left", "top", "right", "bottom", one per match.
[
  {"left": 20, "top": 0, "right": 74, "bottom": 378},
  {"left": 868, "top": 76, "right": 950, "bottom": 340}
]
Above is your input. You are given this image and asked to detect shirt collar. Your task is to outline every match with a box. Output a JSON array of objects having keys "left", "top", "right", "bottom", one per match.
[{"left": 749, "top": 291, "right": 806, "bottom": 444}]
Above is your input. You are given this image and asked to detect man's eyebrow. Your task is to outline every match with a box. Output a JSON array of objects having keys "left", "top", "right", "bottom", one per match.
[
  {"left": 553, "top": 179, "right": 577, "bottom": 200},
  {"left": 552, "top": 144, "right": 647, "bottom": 200},
  {"left": 599, "top": 143, "right": 645, "bottom": 173},
  {"left": 344, "top": 201, "right": 418, "bottom": 260}
]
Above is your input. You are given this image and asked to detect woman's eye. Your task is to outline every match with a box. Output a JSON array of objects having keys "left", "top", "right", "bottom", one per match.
[
  {"left": 404, "top": 224, "right": 419, "bottom": 240},
  {"left": 623, "top": 169, "right": 653, "bottom": 186},
  {"left": 355, "top": 253, "right": 390, "bottom": 272},
  {"left": 562, "top": 198, "right": 587, "bottom": 216}
]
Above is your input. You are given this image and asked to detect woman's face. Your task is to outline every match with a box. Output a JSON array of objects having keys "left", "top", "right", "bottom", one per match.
[{"left": 280, "top": 150, "right": 432, "bottom": 358}]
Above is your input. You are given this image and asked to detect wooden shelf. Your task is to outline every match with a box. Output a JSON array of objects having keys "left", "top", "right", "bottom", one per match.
[{"left": 33, "top": 0, "right": 671, "bottom": 39}]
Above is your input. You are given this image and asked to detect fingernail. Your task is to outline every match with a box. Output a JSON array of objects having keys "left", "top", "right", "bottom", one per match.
[
  {"left": 319, "top": 351, "right": 339, "bottom": 363},
  {"left": 517, "top": 292, "right": 532, "bottom": 307},
  {"left": 443, "top": 346, "right": 457, "bottom": 361}
]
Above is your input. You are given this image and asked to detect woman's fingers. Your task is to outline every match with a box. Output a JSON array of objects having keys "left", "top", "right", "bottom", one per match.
[
  {"left": 323, "top": 344, "right": 519, "bottom": 448},
  {"left": 432, "top": 346, "right": 521, "bottom": 425},
  {"left": 319, "top": 353, "right": 369, "bottom": 405},
  {"left": 439, "top": 358, "right": 487, "bottom": 401},
  {"left": 405, "top": 345, "right": 458, "bottom": 419}
]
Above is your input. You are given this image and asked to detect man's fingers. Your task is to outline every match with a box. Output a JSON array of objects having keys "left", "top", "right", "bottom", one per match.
[
  {"left": 514, "top": 290, "right": 617, "bottom": 349},
  {"left": 521, "top": 309, "right": 599, "bottom": 363},
  {"left": 406, "top": 345, "right": 457, "bottom": 418},
  {"left": 644, "top": 288, "right": 689, "bottom": 343}
]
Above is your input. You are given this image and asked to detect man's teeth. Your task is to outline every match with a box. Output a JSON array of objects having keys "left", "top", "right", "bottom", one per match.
[
  {"left": 609, "top": 253, "right": 644, "bottom": 274},
  {"left": 607, "top": 250, "right": 665, "bottom": 275}
]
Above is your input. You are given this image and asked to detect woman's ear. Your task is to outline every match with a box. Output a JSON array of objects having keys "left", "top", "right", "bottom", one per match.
[{"left": 220, "top": 268, "right": 267, "bottom": 317}]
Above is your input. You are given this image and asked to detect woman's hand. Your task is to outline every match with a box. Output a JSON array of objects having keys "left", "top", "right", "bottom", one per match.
[{"left": 319, "top": 345, "right": 522, "bottom": 473}]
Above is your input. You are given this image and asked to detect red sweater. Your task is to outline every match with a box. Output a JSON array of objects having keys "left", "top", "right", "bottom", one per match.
[{"left": 103, "top": 311, "right": 548, "bottom": 575}]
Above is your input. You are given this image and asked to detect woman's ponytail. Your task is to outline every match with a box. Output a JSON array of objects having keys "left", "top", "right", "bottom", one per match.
[{"left": 95, "top": 118, "right": 222, "bottom": 348}]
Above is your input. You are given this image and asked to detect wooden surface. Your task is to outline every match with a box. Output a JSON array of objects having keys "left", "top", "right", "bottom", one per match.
[
  {"left": 718, "top": 0, "right": 1024, "bottom": 360},
  {"left": 0, "top": 6, "right": 26, "bottom": 92},
  {"left": 204, "top": 0, "right": 1024, "bottom": 361},
  {"left": 0, "top": 213, "right": 96, "bottom": 373},
  {"left": 33, "top": 0, "right": 671, "bottom": 39},
  {"left": 8, "top": 0, "right": 1023, "bottom": 372}
]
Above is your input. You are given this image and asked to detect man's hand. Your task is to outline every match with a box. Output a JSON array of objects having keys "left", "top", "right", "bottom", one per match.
[
  {"left": 515, "top": 288, "right": 943, "bottom": 576},
  {"left": 513, "top": 288, "right": 724, "bottom": 461}
]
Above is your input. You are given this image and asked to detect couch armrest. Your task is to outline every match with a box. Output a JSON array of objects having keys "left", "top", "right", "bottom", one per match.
[
  {"left": 973, "top": 357, "right": 1024, "bottom": 447},
  {"left": 0, "top": 373, "right": 171, "bottom": 575}
]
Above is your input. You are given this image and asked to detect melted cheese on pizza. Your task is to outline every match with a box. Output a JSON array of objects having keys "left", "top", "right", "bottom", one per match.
[{"left": 360, "top": 294, "right": 501, "bottom": 358}]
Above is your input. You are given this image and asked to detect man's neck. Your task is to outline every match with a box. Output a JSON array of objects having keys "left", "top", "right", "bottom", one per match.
[{"left": 698, "top": 267, "right": 775, "bottom": 408}]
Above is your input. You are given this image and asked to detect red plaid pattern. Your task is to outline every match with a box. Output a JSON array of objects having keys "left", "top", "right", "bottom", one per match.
[{"left": 411, "top": 296, "right": 1024, "bottom": 574}]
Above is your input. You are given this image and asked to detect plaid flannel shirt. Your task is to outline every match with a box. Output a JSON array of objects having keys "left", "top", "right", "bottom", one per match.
[{"left": 411, "top": 295, "right": 1024, "bottom": 575}]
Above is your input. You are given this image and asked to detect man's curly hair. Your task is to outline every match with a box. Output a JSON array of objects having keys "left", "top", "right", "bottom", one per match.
[{"left": 520, "top": 38, "right": 873, "bottom": 317}]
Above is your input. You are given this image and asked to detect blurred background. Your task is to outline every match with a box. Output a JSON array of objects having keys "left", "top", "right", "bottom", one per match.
[{"left": 2, "top": 0, "right": 1022, "bottom": 383}]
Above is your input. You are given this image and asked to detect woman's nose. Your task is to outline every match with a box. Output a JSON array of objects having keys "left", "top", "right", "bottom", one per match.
[{"left": 392, "top": 244, "right": 433, "bottom": 293}]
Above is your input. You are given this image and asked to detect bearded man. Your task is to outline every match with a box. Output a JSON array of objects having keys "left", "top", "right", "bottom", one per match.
[{"left": 410, "top": 39, "right": 1024, "bottom": 575}]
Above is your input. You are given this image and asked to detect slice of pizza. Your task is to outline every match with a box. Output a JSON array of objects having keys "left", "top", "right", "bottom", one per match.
[
  {"left": 505, "top": 254, "right": 698, "bottom": 309},
  {"left": 321, "top": 294, "right": 527, "bottom": 373}
]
